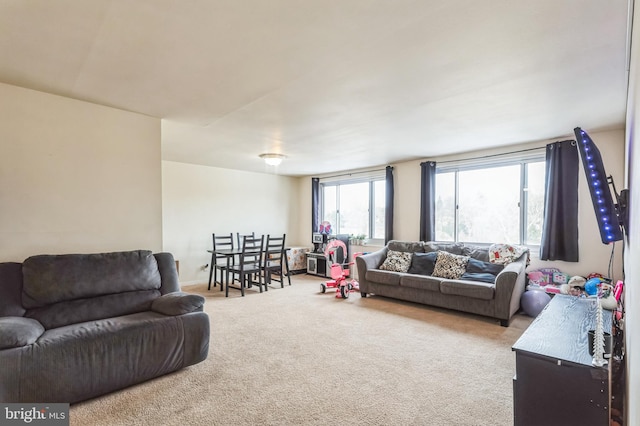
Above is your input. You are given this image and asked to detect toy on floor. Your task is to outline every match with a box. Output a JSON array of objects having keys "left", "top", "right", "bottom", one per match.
[
  {"left": 521, "top": 289, "right": 551, "bottom": 317},
  {"left": 319, "top": 239, "right": 360, "bottom": 299}
]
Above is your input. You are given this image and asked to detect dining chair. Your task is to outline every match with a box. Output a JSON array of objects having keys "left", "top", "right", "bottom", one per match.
[
  {"left": 226, "top": 235, "right": 264, "bottom": 297},
  {"left": 208, "top": 233, "right": 234, "bottom": 291},
  {"left": 262, "top": 234, "right": 291, "bottom": 288},
  {"left": 236, "top": 232, "right": 256, "bottom": 249}
]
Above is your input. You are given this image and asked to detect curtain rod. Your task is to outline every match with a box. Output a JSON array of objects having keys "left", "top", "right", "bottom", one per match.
[
  {"left": 427, "top": 145, "right": 549, "bottom": 166},
  {"left": 318, "top": 167, "right": 389, "bottom": 180}
]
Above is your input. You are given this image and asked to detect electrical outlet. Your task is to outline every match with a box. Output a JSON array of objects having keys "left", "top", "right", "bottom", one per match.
[{"left": 201, "top": 264, "right": 209, "bottom": 271}]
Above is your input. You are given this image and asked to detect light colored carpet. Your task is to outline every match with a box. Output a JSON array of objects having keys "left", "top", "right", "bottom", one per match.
[{"left": 70, "top": 275, "right": 532, "bottom": 426}]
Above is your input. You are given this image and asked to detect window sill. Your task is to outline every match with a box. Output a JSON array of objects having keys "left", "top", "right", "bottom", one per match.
[{"left": 351, "top": 243, "right": 384, "bottom": 251}]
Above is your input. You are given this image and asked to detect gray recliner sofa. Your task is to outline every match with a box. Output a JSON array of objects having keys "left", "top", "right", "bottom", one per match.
[
  {"left": 0, "top": 250, "right": 210, "bottom": 403},
  {"left": 356, "top": 241, "right": 528, "bottom": 326}
]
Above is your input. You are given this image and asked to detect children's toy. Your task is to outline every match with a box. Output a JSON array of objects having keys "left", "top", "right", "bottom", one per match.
[
  {"left": 319, "top": 221, "right": 332, "bottom": 234},
  {"left": 538, "top": 268, "right": 559, "bottom": 284},
  {"left": 521, "top": 289, "right": 551, "bottom": 317},
  {"left": 587, "top": 272, "right": 604, "bottom": 280},
  {"left": 528, "top": 268, "right": 571, "bottom": 295},
  {"left": 599, "top": 284, "right": 618, "bottom": 310},
  {"left": 527, "top": 271, "right": 545, "bottom": 286},
  {"left": 528, "top": 268, "right": 560, "bottom": 286},
  {"left": 319, "top": 239, "right": 359, "bottom": 299},
  {"left": 568, "top": 275, "right": 586, "bottom": 288},
  {"left": 552, "top": 271, "right": 570, "bottom": 285},
  {"left": 585, "top": 277, "right": 603, "bottom": 296},
  {"left": 613, "top": 280, "right": 624, "bottom": 301}
]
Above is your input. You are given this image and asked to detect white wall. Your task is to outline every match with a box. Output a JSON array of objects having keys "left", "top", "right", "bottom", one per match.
[
  {"left": 623, "top": 2, "right": 639, "bottom": 423},
  {"left": 299, "top": 129, "right": 625, "bottom": 278},
  {"left": 296, "top": 176, "right": 313, "bottom": 247},
  {"left": 161, "top": 161, "right": 302, "bottom": 284},
  {"left": 0, "top": 83, "right": 162, "bottom": 261}
]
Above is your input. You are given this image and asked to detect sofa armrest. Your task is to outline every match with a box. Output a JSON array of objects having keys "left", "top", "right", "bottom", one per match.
[
  {"left": 151, "top": 292, "right": 205, "bottom": 316},
  {"left": 493, "top": 254, "right": 528, "bottom": 321},
  {"left": 355, "top": 247, "right": 388, "bottom": 292},
  {"left": 154, "top": 252, "right": 180, "bottom": 294},
  {"left": 0, "top": 317, "right": 45, "bottom": 350}
]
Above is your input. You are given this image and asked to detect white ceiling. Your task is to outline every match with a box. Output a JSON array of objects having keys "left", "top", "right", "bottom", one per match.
[{"left": 0, "top": 0, "right": 631, "bottom": 176}]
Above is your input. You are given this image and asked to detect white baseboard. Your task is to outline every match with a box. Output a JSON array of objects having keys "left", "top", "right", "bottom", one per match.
[{"left": 179, "top": 279, "right": 202, "bottom": 287}]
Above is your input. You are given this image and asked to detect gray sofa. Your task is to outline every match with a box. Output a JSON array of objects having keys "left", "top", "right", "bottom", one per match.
[
  {"left": 0, "top": 250, "right": 210, "bottom": 403},
  {"left": 356, "top": 241, "right": 528, "bottom": 326}
]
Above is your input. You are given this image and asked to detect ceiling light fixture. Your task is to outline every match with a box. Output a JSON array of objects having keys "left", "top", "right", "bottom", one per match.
[{"left": 259, "top": 153, "right": 286, "bottom": 166}]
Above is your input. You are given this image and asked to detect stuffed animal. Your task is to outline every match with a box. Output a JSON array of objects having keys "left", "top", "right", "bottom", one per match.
[
  {"left": 568, "top": 275, "right": 586, "bottom": 288},
  {"left": 601, "top": 292, "right": 618, "bottom": 310},
  {"left": 599, "top": 283, "right": 618, "bottom": 310}
]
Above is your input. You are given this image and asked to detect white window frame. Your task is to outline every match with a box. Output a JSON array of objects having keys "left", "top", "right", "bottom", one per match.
[
  {"left": 435, "top": 150, "right": 546, "bottom": 247},
  {"left": 320, "top": 171, "right": 386, "bottom": 245}
]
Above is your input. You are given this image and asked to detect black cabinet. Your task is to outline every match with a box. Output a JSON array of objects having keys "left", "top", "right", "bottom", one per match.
[{"left": 512, "top": 295, "right": 612, "bottom": 426}]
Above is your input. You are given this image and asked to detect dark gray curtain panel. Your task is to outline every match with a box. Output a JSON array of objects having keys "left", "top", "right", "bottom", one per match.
[
  {"left": 311, "top": 178, "right": 320, "bottom": 234},
  {"left": 385, "top": 166, "right": 394, "bottom": 243},
  {"left": 419, "top": 161, "right": 436, "bottom": 242},
  {"left": 540, "top": 140, "right": 579, "bottom": 261}
]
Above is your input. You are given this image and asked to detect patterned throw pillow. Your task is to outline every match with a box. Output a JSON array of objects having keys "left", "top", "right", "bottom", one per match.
[
  {"left": 432, "top": 251, "right": 470, "bottom": 279},
  {"left": 379, "top": 250, "right": 413, "bottom": 273}
]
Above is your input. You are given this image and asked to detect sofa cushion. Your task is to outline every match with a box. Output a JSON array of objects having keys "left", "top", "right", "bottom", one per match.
[
  {"left": 379, "top": 250, "right": 413, "bottom": 273},
  {"left": 462, "top": 245, "right": 491, "bottom": 262},
  {"left": 460, "top": 273, "right": 496, "bottom": 284},
  {"left": 154, "top": 252, "right": 181, "bottom": 294},
  {"left": 0, "top": 317, "right": 44, "bottom": 349},
  {"left": 460, "top": 258, "right": 504, "bottom": 283},
  {"left": 400, "top": 274, "right": 441, "bottom": 291},
  {"left": 22, "top": 250, "right": 162, "bottom": 308},
  {"left": 25, "top": 290, "right": 160, "bottom": 330},
  {"left": 6, "top": 311, "right": 209, "bottom": 404},
  {"left": 423, "top": 242, "right": 465, "bottom": 255},
  {"left": 432, "top": 251, "right": 469, "bottom": 279},
  {"left": 366, "top": 269, "right": 401, "bottom": 286},
  {"left": 407, "top": 252, "right": 438, "bottom": 276},
  {"left": 388, "top": 241, "right": 424, "bottom": 253},
  {"left": 440, "top": 279, "right": 495, "bottom": 300},
  {"left": 152, "top": 293, "right": 205, "bottom": 316},
  {"left": 0, "top": 262, "right": 26, "bottom": 317}
]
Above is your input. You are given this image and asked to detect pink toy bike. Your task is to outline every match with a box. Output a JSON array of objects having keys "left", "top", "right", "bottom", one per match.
[{"left": 319, "top": 240, "right": 360, "bottom": 299}]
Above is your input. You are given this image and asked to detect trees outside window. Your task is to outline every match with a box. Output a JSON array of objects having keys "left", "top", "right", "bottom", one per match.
[
  {"left": 321, "top": 179, "right": 385, "bottom": 243},
  {"left": 435, "top": 160, "right": 545, "bottom": 246}
]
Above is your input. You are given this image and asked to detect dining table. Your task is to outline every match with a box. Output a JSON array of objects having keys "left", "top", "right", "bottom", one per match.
[
  {"left": 206, "top": 246, "right": 292, "bottom": 291},
  {"left": 207, "top": 247, "right": 242, "bottom": 290}
]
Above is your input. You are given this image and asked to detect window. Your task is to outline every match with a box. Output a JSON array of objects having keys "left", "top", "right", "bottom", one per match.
[
  {"left": 524, "top": 161, "right": 546, "bottom": 245},
  {"left": 321, "top": 177, "right": 386, "bottom": 243},
  {"left": 435, "top": 156, "right": 545, "bottom": 246}
]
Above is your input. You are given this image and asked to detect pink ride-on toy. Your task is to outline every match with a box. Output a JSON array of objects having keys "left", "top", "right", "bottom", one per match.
[{"left": 320, "top": 240, "right": 360, "bottom": 299}]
